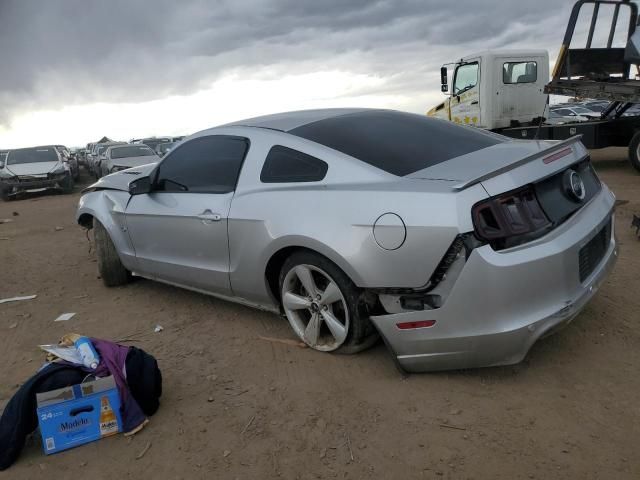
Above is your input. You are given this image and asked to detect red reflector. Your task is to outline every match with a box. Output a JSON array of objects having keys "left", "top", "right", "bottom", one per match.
[
  {"left": 396, "top": 320, "right": 436, "bottom": 330},
  {"left": 543, "top": 147, "right": 572, "bottom": 164}
]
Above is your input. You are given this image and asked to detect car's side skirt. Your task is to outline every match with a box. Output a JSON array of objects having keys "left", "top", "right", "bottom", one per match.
[{"left": 131, "top": 272, "right": 280, "bottom": 314}]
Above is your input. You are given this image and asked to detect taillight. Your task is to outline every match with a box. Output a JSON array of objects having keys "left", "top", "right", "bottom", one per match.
[{"left": 472, "top": 185, "right": 551, "bottom": 249}]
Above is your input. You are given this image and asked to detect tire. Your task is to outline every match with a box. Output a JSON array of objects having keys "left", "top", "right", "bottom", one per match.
[
  {"left": 0, "top": 188, "right": 13, "bottom": 201},
  {"left": 628, "top": 130, "right": 640, "bottom": 173},
  {"left": 61, "top": 174, "right": 74, "bottom": 194},
  {"left": 279, "top": 251, "right": 375, "bottom": 354},
  {"left": 94, "top": 219, "right": 130, "bottom": 287}
]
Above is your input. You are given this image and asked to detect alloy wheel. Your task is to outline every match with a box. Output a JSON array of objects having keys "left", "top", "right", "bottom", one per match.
[{"left": 281, "top": 264, "right": 349, "bottom": 351}]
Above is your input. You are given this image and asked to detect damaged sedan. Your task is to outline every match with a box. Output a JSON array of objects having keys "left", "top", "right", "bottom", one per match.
[
  {"left": 76, "top": 109, "right": 617, "bottom": 372},
  {"left": 1, "top": 146, "right": 74, "bottom": 200}
]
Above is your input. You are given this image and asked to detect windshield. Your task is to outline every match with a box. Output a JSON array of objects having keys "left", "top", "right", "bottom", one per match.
[
  {"left": 111, "top": 145, "right": 155, "bottom": 159},
  {"left": 142, "top": 138, "right": 170, "bottom": 150},
  {"left": 572, "top": 107, "right": 593, "bottom": 114},
  {"left": 453, "top": 62, "right": 479, "bottom": 95},
  {"left": 7, "top": 147, "right": 58, "bottom": 165},
  {"left": 97, "top": 145, "right": 109, "bottom": 155}
]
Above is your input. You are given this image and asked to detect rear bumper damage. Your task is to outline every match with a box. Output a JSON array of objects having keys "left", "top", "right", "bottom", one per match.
[{"left": 371, "top": 186, "right": 617, "bottom": 372}]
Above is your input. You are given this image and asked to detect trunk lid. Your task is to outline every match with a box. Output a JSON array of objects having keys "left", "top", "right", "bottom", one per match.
[{"left": 407, "top": 136, "right": 588, "bottom": 195}]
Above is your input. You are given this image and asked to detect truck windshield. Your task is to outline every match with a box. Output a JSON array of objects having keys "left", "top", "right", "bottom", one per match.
[{"left": 453, "top": 62, "right": 478, "bottom": 95}]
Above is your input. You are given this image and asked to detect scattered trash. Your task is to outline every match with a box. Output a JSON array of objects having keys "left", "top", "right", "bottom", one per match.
[
  {"left": 8, "top": 323, "right": 18, "bottom": 329},
  {"left": 207, "top": 396, "right": 214, "bottom": 403},
  {"left": 11, "top": 212, "right": 19, "bottom": 217},
  {"left": 39, "top": 344, "right": 84, "bottom": 365},
  {"left": 54, "top": 226, "right": 64, "bottom": 232},
  {"left": 241, "top": 414, "right": 256, "bottom": 434},
  {"left": 223, "top": 450, "right": 231, "bottom": 458},
  {"left": 438, "top": 423, "right": 467, "bottom": 431},
  {"left": 54, "top": 312, "right": 76, "bottom": 322},
  {"left": 0, "top": 295, "right": 37, "bottom": 305},
  {"left": 135, "top": 441, "right": 152, "bottom": 460},
  {"left": 73, "top": 294, "right": 89, "bottom": 299},
  {"left": 258, "top": 335, "right": 308, "bottom": 348},
  {"left": 345, "top": 432, "right": 354, "bottom": 462},
  {"left": 0, "top": 219, "right": 14, "bottom": 224},
  {"left": 0, "top": 237, "right": 9, "bottom": 241},
  {"left": 154, "top": 325, "right": 163, "bottom": 333}
]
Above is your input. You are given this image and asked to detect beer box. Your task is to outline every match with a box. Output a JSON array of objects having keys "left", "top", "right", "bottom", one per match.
[{"left": 36, "top": 375, "right": 122, "bottom": 455}]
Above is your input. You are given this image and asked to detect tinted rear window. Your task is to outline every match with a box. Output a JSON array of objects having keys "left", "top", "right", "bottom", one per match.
[
  {"left": 288, "top": 110, "right": 503, "bottom": 176},
  {"left": 7, "top": 147, "right": 58, "bottom": 165},
  {"left": 261, "top": 146, "right": 328, "bottom": 183}
]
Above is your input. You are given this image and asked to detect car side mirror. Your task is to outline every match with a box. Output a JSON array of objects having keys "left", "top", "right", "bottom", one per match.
[
  {"left": 129, "top": 176, "right": 152, "bottom": 195},
  {"left": 440, "top": 66, "right": 448, "bottom": 93}
]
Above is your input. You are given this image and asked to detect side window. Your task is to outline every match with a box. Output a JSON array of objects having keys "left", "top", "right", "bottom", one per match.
[
  {"left": 260, "top": 145, "right": 328, "bottom": 183},
  {"left": 453, "top": 62, "right": 479, "bottom": 95},
  {"left": 503, "top": 61, "right": 537, "bottom": 84},
  {"left": 155, "top": 135, "right": 249, "bottom": 193}
]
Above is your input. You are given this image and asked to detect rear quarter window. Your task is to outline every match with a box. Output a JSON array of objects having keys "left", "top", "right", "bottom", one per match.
[{"left": 260, "top": 146, "right": 328, "bottom": 183}]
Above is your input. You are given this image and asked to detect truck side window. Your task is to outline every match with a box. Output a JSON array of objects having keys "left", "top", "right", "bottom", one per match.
[
  {"left": 503, "top": 62, "right": 537, "bottom": 84},
  {"left": 453, "top": 62, "right": 479, "bottom": 95}
]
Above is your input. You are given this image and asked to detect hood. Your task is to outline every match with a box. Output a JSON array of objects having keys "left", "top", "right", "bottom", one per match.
[
  {"left": 5, "top": 161, "right": 61, "bottom": 176},
  {"left": 111, "top": 155, "right": 160, "bottom": 168},
  {"left": 84, "top": 162, "right": 157, "bottom": 193},
  {"left": 406, "top": 138, "right": 584, "bottom": 190}
]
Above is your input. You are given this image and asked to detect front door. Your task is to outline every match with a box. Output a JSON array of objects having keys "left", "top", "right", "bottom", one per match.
[
  {"left": 124, "top": 135, "right": 250, "bottom": 296},
  {"left": 450, "top": 60, "right": 481, "bottom": 126}
]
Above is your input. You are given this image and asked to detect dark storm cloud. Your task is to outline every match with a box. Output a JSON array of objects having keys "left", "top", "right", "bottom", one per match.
[{"left": 0, "top": 0, "right": 577, "bottom": 125}]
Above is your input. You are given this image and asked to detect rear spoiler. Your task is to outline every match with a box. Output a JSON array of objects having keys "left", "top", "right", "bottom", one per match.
[{"left": 452, "top": 135, "right": 584, "bottom": 191}]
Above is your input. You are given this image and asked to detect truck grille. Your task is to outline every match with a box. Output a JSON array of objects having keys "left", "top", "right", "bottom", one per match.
[{"left": 579, "top": 220, "right": 611, "bottom": 283}]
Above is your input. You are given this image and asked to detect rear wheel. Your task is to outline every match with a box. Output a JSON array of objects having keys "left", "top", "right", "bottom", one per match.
[
  {"left": 628, "top": 131, "right": 640, "bottom": 173},
  {"left": 279, "top": 251, "right": 373, "bottom": 353},
  {"left": 94, "top": 219, "right": 130, "bottom": 286}
]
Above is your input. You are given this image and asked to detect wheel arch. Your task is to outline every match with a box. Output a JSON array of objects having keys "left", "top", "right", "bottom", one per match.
[
  {"left": 263, "top": 240, "right": 364, "bottom": 306},
  {"left": 78, "top": 212, "right": 95, "bottom": 229}
]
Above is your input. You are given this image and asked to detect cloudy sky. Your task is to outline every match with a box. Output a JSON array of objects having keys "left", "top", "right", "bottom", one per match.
[{"left": 0, "top": 0, "right": 626, "bottom": 148}]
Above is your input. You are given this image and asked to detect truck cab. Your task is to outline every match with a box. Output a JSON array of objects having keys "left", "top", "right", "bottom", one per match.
[{"left": 428, "top": 50, "right": 549, "bottom": 130}]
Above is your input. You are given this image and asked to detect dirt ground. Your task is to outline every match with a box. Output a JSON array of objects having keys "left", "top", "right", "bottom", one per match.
[{"left": 0, "top": 148, "right": 639, "bottom": 479}]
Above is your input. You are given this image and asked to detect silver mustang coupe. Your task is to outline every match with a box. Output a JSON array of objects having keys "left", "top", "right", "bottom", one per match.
[{"left": 76, "top": 109, "right": 617, "bottom": 372}]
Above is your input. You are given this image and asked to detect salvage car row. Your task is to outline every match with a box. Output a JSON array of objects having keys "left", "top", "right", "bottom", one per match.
[{"left": 0, "top": 136, "right": 182, "bottom": 200}]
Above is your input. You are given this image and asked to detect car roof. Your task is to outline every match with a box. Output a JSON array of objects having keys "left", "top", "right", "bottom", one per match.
[{"left": 221, "top": 108, "right": 371, "bottom": 132}]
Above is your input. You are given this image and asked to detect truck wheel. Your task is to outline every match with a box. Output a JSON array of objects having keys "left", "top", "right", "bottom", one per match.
[
  {"left": 628, "top": 131, "right": 640, "bottom": 173},
  {"left": 279, "top": 251, "right": 376, "bottom": 354},
  {"left": 94, "top": 219, "right": 130, "bottom": 287}
]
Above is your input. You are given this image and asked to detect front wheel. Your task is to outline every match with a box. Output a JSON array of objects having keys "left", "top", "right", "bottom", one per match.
[
  {"left": 61, "top": 174, "right": 74, "bottom": 194},
  {"left": 94, "top": 219, "right": 130, "bottom": 287},
  {"left": 279, "top": 251, "right": 373, "bottom": 353},
  {"left": 628, "top": 130, "right": 640, "bottom": 173}
]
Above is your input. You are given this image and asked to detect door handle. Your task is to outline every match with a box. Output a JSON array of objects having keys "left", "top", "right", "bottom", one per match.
[
  {"left": 471, "top": 100, "right": 479, "bottom": 105},
  {"left": 196, "top": 210, "right": 222, "bottom": 223}
]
